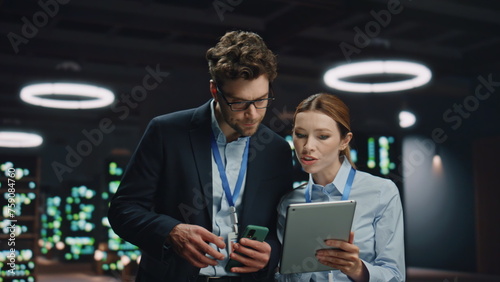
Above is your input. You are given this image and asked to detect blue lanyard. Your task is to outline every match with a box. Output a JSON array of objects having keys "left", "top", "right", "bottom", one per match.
[
  {"left": 210, "top": 132, "right": 250, "bottom": 208},
  {"left": 305, "top": 167, "right": 356, "bottom": 203}
]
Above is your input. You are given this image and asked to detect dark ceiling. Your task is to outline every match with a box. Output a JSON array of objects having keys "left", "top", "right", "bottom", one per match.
[{"left": 1, "top": 0, "right": 500, "bottom": 139}]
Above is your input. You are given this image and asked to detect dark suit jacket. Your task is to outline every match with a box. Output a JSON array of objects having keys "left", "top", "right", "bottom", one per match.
[{"left": 108, "top": 100, "right": 293, "bottom": 281}]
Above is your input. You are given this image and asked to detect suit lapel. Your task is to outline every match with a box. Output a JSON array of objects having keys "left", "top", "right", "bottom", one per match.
[
  {"left": 188, "top": 104, "right": 268, "bottom": 226},
  {"left": 189, "top": 101, "right": 214, "bottom": 221}
]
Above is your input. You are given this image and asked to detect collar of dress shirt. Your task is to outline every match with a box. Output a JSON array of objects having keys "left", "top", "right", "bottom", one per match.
[
  {"left": 308, "top": 156, "right": 353, "bottom": 197},
  {"left": 210, "top": 99, "right": 228, "bottom": 144}
]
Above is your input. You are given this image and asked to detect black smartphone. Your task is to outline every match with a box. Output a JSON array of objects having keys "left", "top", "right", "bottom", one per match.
[{"left": 225, "top": 225, "right": 269, "bottom": 271}]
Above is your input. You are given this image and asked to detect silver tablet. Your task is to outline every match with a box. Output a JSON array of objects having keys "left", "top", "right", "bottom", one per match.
[{"left": 279, "top": 200, "right": 357, "bottom": 274}]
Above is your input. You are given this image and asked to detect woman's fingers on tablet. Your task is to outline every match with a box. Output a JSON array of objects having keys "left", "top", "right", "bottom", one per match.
[{"left": 324, "top": 238, "right": 358, "bottom": 253}]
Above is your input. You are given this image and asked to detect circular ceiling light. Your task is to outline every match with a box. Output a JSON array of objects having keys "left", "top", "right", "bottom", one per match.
[
  {"left": 324, "top": 60, "right": 432, "bottom": 93},
  {"left": 0, "top": 131, "right": 43, "bottom": 148},
  {"left": 20, "top": 83, "right": 114, "bottom": 109}
]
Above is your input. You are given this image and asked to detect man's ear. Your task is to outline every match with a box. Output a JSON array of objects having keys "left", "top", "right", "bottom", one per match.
[{"left": 209, "top": 80, "right": 218, "bottom": 99}]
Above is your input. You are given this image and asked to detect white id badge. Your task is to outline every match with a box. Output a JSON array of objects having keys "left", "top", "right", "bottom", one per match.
[{"left": 227, "top": 231, "right": 238, "bottom": 256}]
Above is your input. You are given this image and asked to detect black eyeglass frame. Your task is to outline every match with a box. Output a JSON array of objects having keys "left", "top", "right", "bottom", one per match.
[{"left": 215, "top": 83, "right": 275, "bottom": 112}]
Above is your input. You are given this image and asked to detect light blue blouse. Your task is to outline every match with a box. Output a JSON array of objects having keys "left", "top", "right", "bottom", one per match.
[{"left": 276, "top": 158, "right": 405, "bottom": 282}]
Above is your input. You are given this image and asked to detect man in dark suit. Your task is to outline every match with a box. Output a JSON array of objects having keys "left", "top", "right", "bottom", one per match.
[{"left": 108, "top": 30, "right": 293, "bottom": 282}]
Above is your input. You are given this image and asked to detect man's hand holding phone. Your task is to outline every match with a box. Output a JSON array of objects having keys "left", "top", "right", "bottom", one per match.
[
  {"left": 226, "top": 225, "right": 270, "bottom": 273},
  {"left": 228, "top": 237, "right": 271, "bottom": 273}
]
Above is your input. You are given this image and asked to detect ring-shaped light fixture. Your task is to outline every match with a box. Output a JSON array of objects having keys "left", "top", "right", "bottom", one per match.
[
  {"left": 0, "top": 131, "right": 43, "bottom": 148},
  {"left": 20, "top": 83, "right": 114, "bottom": 109},
  {"left": 324, "top": 60, "right": 432, "bottom": 93}
]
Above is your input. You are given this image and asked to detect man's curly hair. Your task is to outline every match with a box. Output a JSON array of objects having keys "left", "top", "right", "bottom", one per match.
[{"left": 206, "top": 31, "right": 277, "bottom": 86}]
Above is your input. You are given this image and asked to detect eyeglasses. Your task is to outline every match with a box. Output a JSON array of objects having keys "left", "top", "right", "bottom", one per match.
[{"left": 216, "top": 83, "right": 275, "bottom": 112}]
